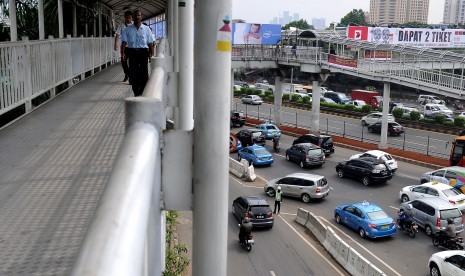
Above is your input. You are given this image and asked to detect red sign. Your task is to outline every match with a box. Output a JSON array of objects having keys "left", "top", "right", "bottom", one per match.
[
  {"left": 328, "top": 55, "right": 358, "bottom": 69},
  {"left": 364, "top": 50, "right": 392, "bottom": 60},
  {"left": 347, "top": 26, "right": 369, "bottom": 40}
]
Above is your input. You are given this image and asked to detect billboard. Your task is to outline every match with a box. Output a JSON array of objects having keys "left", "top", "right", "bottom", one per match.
[
  {"left": 347, "top": 26, "right": 465, "bottom": 48},
  {"left": 232, "top": 23, "right": 281, "bottom": 45}
]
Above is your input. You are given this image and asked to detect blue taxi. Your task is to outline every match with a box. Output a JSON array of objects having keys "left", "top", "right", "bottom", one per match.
[
  {"left": 257, "top": 123, "right": 281, "bottom": 140},
  {"left": 238, "top": 145, "right": 274, "bottom": 166},
  {"left": 334, "top": 201, "right": 396, "bottom": 239}
]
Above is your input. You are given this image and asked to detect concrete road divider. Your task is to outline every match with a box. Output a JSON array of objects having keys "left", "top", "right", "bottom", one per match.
[
  {"left": 295, "top": 208, "right": 309, "bottom": 225},
  {"left": 244, "top": 162, "right": 256, "bottom": 181},
  {"left": 229, "top": 157, "right": 245, "bottom": 178}
]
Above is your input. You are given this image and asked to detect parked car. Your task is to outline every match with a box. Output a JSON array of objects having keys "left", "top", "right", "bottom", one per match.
[
  {"left": 264, "top": 173, "right": 329, "bottom": 203},
  {"left": 425, "top": 112, "right": 455, "bottom": 122},
  {"left": 334, "top": 201, "right": 397, "bottom": 238},
  {"left": 323, "top": 91, "right": 350, "bottom": 104},
  {"left": 399, "top": 182, "right": 465, "bottom": 212},
  {"left": 285, "top": 143, "right": 325, "bottom": 168},
  {"left": 232, "top": 196, "right": 274, "bottom": 228},
  {"left": 392, "top": 106, "right": 424, "bottom": 119},
  {"left": 236, "top": 128, "right": 266, "bottom": 147},
  {"left": 418, "top": 95, "right": 445, "bottom": 105},
  {"left": 292, "top": 134, "right": 334, "bottom": 156},
  {"left": 345, "top": 100, "right": 366, "bottom": 107},
  {"left": 230, "top": 110, "right": 246, "bottom": 127},
  {"left": 238, "top": 145, "right": 273, "bottom": 166},
  {"left": 360, "top": 112, "right": 395, "bottom": 126},
  {"left": 241, "top": 95, "right": 263, "bottom": 105},
  {"left": 428, "top": 250, "right": 465, "bottom": 276},
  {"left": 421, "top": 166, "right": 465, "bottom": 186},
  {"left": 256, "top": 123, "right": 281, "bottom": 140},
  {"left": 400, "top": 197, "right": 464, "bottom": 235},
  {"left": 350, "top": 150, "right": 398, "bottom": 172},
  {"left": 320, "top": 97, "right": 335, "bottom": 103},
  {"left": 367, "top": 122, "right": 404, "bottom": 136},
  {"left": 335, "top": 157, "right": 393, "bottom": 186}
]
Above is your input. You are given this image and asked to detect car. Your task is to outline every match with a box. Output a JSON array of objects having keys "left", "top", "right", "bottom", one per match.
[
  {"left": 233, "top": 84, "right": 243, "bottom": 91},
  {"left": 232, "top": 196, "right": 274, "bottom": 228},
  {"left": 256, "top": 123, "right": 281, "bottom": 140},
  {"left": 334, "top": 201, "right": 397, "bottom": 238},
  {"left": 420, "top": 166, "right": 465, "bottom": 194},
  {"left": 324, "top": 91, "right": 350, "bottom": 104},
  {"left": 360, "top": 112, "right": 395, "bottom": 126},
  {"left": 241, "top": 95, "right": 263, "bottom": 105},
  {"left": 388, "top": 102, "right": 404, "bottom": 112},
  {"left": 392, "top": 106, "right": 424, "bottom": 119},
  {"left": 335, "top": 157, "right": 393, "bottom": 186},
  {"left": 230, "top": 110, "right": 246, "bottom": 127},
  {"left": 350, "top": 150, "right": 398, "bottom": 172},
  {"left": 285, "top": 143, "right": 325, "bottom": 168},
  {"left": 236, "top": 128, "right": 266, "bottom": 147},
  {"left": 264, "top": 173, "right": 329, "bottom": 203},
  {"left": 459, "top": 111, "right": 465, "bottom": 118},
  {"left": 367, "top": 122, "right": 404, "bottom": 136},
  {"left": 320, "top": 97, "right": 335, "bottom": 103},
  {"left": 428, "top": 250, "right": 465, "bottom": 276},
  {"left": 238, "top": 145, "right": 273, "bottom": 166},
  {"left": 425, "top": 112, "right": 455, "bottom": 122},
  {"left": 292, "top": 134, "right": 334, "bottom": 156},
  {"left": 345, "top": 100, "right": 366, "bottom": 107},
  {"left": 399, "top": 182, "right": 465, "bottom": 211},
  {"left": 418, "top": 94, "right": 445, "bottom": 105}
]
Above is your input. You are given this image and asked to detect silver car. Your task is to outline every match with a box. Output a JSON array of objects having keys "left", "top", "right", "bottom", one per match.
[
  {"left": 264, "top": 173, "right": 329, "bottom": 203},
  {"left": 242, "top": 95, "right": 263, "bottom": 105}
]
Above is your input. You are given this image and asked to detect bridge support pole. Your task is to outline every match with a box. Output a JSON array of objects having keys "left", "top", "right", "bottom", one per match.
[
  {"left": 274, "top": 74, "right": 283, "bottom": 125},
  {"left": 58, "top": 0, "right": 64, "bottom": 38},
  {"left": 311, "top": 80, "right": 321, "bottom": 133},
  {"left": 379, "top": 82, "right": 391, "bottom": 149},
  {"left": 9, "top": 0, "right": 17, "bottom": 42},
  {"left": 38, "top": 0, "right": 44, "bottom": 40}
]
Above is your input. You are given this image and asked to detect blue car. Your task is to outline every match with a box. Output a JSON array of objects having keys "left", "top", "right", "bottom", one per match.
[
  {"left": 334, "top": 201, "right": 396, "bottom": 239},
  {"left": 238, "top": 145, "right": 274, "bottom": 166},
  {"left": 257, "top": 123, "right": 281, "bottom": 140}
]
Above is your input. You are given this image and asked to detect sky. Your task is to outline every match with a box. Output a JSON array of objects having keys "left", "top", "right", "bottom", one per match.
[{"left": 232, "top": 0, "right": 445, "bottom": 26}]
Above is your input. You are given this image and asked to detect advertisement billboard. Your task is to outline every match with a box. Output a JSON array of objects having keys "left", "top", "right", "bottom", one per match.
[
  {"left": 347, "top": 26, "right": 465, "bottom": 48},
  {"left": 232, "top": 23, "right": 281, "bottom": 45}
]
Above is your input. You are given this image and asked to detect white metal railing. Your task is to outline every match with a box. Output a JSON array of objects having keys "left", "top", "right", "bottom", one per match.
[{"left": 0, "top": 37, "right": 115, "bottom": 116}]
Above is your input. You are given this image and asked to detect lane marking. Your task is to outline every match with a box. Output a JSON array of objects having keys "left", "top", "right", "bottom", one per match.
[
  {"left": 256, "top": 174, "right": 269, "bottom": 182},
  {"left": 395, "top": 173, "right": 417, "bottom": 180},
  {"left": 270, "top": 271, "right": 276, "bottom": 276},
  {"left": 278, "top": 212, "right": 297, "bottom": 216},
  {"left": 389, "top": 206, "right": 400, "bottom": 210},
  {"left": 329, "top": 187, "right": 334, "bottom": 190},
  {"left": 279, "top": 214, "right": 346, "bottom": 276},
  {"left": 275, "top": 153, "right": 286, "bottom": 158},
  {"left": 317, "top": 216, "right": 402, "bottom": 276},
  {"left": 229, "top": 175, "right": 262, "bottom": 189}
]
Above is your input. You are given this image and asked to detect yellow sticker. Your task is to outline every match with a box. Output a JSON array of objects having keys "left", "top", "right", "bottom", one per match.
[{"left": 217, "top": 14, "right": 231, "bottom": 52}]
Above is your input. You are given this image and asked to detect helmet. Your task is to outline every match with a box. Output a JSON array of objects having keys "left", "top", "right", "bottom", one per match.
[
  {"left": 407, "top": 204, "right": 412, "bottom": 210},
  {"left": 277, "top": 186, "right": 281, "bottom": 191},
  {"left": 447, "top": 218, "right": 454, "bottom": 224},
  {"left": 243, "top": 217, "right": 250, "bottom": 223}
]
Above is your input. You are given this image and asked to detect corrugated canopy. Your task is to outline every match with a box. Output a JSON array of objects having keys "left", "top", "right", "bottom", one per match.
[{"left": 100, "top": 0, "right": 167, "bottom": 20}]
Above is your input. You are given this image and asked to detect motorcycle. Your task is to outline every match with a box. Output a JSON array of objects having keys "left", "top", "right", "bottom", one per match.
[
  {"left": 238, "top": 224, "right": 254, "bottom": 251},
  {"left": 273, "top": 136, "right": 280, "bottom": 153},
  {"left": 432, "top": 231, "right": 464, "bottom": 250},
  {"left": 396, "top": 220, "right": 418, "bottom": 238}
]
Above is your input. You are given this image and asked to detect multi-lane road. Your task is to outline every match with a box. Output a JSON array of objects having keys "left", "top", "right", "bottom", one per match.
[{"left": 227, "top": 130, "right": 456, "bottom": 276}]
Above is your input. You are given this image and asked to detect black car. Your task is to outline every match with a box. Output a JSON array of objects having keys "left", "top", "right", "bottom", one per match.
[
  {"left": 232, "top": 196, "right": 274, "bottom": 228},
  {"left": 292, "top": 134, "right": 334, "bottom": 156},
  {"left": 230, "top": 110, "right": 246, "bottom": 127},
  {"left": 367, "top": 122, "right": 404, "bottom": 136},
  {"left": 236, "top": 128, "right": 266, "bottom": 147},
  {"left": 335, "top": 157, "right": 392, "bottom": 186},
  {"left": 285, "top": 143, "right": 325, "bottom": 168}
]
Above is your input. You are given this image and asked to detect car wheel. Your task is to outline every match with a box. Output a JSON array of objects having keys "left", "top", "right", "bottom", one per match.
[
  {"left": 362, "top": 176, "right": 370, "bottom": 186},
  {"left": 425, "top": 225, "right": 433, "bottom": 236},
  {"left": 337, "top": 169, "right": 344, "bottom": 178},
  {"left": 359, "top": 228, "right": 366, "bottom": 238},
  {"left": 286, "top": 154, "right": 290, "bottom": 161},
  {"left": 299, "top": 161, "right": 305, "bottom": 168},
  {"left": 266, "top": 187, "right": 275, "bottom": 197},
  {"left": 361, "top": 120, "right": 367, "bottom": 126},
  {"left": 401, "top": 194, "right": 410, "bottom": 203},
  {"left": 421, "top": 179, "right": 428, "bottom": 184},
  {"left": 430, "top": 264, "right": 441, "bottom": 276},
  {"left": 335, "top": 214, "right": 341, "bottom": 224},
  {"left": 301, "top": 193, "right": 311, "bottom": 203}
]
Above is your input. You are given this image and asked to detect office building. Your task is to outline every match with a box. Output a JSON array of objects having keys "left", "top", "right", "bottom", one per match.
[
  {"left": 312, "top": 18, "right": 326, "bottom": 30},
  {"left": 369, "top": 0, "right": 429, "bottom": 24},
  {"left": 443, "top": 0, "right": 465, "bottom": 24},
  {"left": 270, "top": 11, "right": 300, "bottom": 25}
]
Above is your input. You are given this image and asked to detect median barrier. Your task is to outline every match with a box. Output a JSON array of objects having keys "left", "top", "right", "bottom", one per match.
[
  {"left": 305, "top": 212, "right": 327, "bottom": 243},
  {"left": 367, "top": 265, "right": 386, "bottom": 276},
  {"left": 345, "top": 248, "right": 362, "bottom": 276},
  {"left": 244, "top": 162, "right": 256, "bottom": 181},
  {"left": 229, "top": 157, "right": 245, "bottom": 178},
  {"left": 324, "top": 227, "right": 337, "bottom": 257},
  {"left": 295, "top": 208, "right": 309, "bottom": 225},
  {"left": 335, "top": 238, "right": 350, "bottom": 268}
]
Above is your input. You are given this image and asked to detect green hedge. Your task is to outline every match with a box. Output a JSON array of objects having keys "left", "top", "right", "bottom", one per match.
[
  {"left": 434, "top": 114, "right": 446, "bottom": 124},
  {"left": 282, "top": 94, "right": 290, "bottom": 101},
  {"left": 410, "top": 111, "right": 421, "bottom": 121},
  {"left": 302, "top": 96, "right": 311, "bottom": 104},
  {"left": 443, "top": 121, "right": 455, "bottom": 127},
  {"left": 290, "top": 94, "right": 302, "bottom": 102},
  {"left": 392, "top": 108, "right": 404, "bottom": 119},
  {"left": 421, "top": 118, "right": 436, "bottom": 124},
  {"left": 454, "top": 117, "right": 465, "bottom": 127},
  {"left": 361, "top": 105, "right": 373, "bottom": 113}
]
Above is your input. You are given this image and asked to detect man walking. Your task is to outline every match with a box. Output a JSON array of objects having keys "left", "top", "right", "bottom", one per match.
[
  {"left": 121, "top": 10, "right": 154, "bottom": 97},
  {"left": 273, "top": 186, "right": 283, "bottom": 214},
  {"left": 114, "top": 10, "right": 133, "bottom": 83}
]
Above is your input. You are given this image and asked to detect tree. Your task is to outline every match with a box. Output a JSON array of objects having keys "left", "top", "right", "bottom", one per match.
[
  {"left": 338, "top": 9, "right": 367, "bottom": 27},
  {"left": 282, "top": 19, "right": 314, "bottom": 30}
]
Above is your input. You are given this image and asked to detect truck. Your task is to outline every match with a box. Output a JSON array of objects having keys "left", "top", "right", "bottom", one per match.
[
  {"left": 282, "top": 83, "right": 306, "bottom": 94},
  {"left": 351, "top": 89, "right": 382, "bottom": 110}
]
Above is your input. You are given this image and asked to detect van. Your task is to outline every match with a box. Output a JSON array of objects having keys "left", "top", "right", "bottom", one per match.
[
  {"left": 418, "top": 95, "right": 445, "bottom": 105},
  {"left": 400, "top": 197, "right": 464, "bottom": 235},
  {"left": 264, "top": 173, "right": 329, "bottom": 202},
  {"left": 421, "top": 166, "right": 465, "bottom": 186},
  {"left": 324, "top": 91, "right": 349, "bottom": 104}
]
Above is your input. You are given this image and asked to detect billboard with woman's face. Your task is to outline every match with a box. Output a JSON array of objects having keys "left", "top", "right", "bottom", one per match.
[{"left": 232, "top": 23, "right": 281, "bottom": 45}]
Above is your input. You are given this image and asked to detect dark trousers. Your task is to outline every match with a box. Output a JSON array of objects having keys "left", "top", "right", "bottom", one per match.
[
  {"left": 121, "top": 48, "right": 129, "bottom": 76},
  {"left": 274, "top": 200, "right": 281, "bottom": 214},
  {"left": 126, "top": 48, "right": 149, "bottom": 97}
]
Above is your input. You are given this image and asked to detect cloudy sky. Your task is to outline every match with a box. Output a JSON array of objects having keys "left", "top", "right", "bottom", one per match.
[{"left": 232, "top": 0, "right": 445, "bottom": 26}]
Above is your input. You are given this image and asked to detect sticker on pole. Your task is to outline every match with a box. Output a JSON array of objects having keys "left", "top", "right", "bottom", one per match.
[
  {"left": 229, "top": 132, "right": 239, "bottom": 153},
  {"left": 217, "top": 14, "right": 231, "bottom": 52}
]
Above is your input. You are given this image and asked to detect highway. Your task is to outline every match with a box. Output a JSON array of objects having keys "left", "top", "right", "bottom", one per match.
[{"left": 227, "top": 130, "right": 458, "bottom": 276}]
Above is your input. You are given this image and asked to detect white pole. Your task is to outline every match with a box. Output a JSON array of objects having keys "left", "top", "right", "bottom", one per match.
[
  {"left": 9, "top": 0, "right": 17, "bottom": 42},
  {"left": 98, "top": 5, "right": 102, "bottom": 37},
  {"left": 178, "top": 0, "right": 194, "bottom": 130},
  {"left": 38, "top": 0, "right": 44, "bottom": 40},
  {"left": 311, "top": 80, "right": 321, "bottom": 133},
  {"left": 274, "top": 75, "right": 283, "bottom": 125},
  {"left": 231, "top": 70, "right": 235, "bottom": 110},
  {"left": 290, "top": 67, "right": 294, "bottom": 93},
  {"left": 379, "top": 82, "right": 391, "bottom": 149},
  {"left": 193, "top": 0, "right": 231, "bottom": 275},
  {"left": 58, "top": 0, "right": 64, "bottom": 38}
]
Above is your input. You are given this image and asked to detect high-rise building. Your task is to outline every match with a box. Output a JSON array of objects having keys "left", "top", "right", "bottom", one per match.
[
  {"left": 369, "top": 0, "right": 429, "bottom": 24},
  {"left": 293, "top": 13, "right": 299, "bottom": 22},
  {"left": 312, "top": 18, "right": 326, "bottom": 30},
  {"left": 443, "top": 0, "right": 465, "bottom": 24}
]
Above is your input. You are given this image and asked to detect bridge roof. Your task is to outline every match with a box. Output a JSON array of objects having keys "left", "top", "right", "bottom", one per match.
[
  {"left": 282, "top": 29, "right": 343, "bottom": 39},
  {"left": 101, "top": 0, "right": 166, "bottom": 19}
]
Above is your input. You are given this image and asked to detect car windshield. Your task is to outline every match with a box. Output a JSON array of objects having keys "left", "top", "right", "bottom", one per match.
[
  {"left": 438, "top": 105, "right": 449, "bottom": 110},
  {"left": 322, "top": 137, "right": 333, "bottom": 144},
  {"left": 440, "top": 208, "right": 462, "bottom": 219},
  {"left": 373, "top": 164, "right": 387, "bottom": 170},
  {"left": 317, "top": 178, "right": 328, "bottom": 187},
  {"left": 307, "top": 148, "right": 323, "bottom": 156},
  {"left": 442, "top": 188, "right": 461, "bottom": 197},
  {"left": 430, "top": 106, "right": 440, "bottom": 111},
  {"left": 252, "top": 132, "right": 262, "bottom": 138},
  {"left": 254, "top": 149, "right": 268, "bottom": 155},
  {"left": 250, "top": 206, "right": 270, "bottom": 214},
  {"left": 366, "top": 210, "right": 389, "bottom": 220},
  {"left": 266, "top": 125, "right": 277, "bottom": 130}
]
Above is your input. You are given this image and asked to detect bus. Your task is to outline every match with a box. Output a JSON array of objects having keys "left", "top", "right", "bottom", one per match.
[{"left": 450, "top": 136, "right": 465, "bottom": 166}]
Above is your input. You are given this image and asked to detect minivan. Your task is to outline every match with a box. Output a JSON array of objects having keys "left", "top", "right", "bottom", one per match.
[
  {"left": 400, "top": 198, "right": 464, "bottom": 235},
  {"left": 232, "top": 196, "right": 274, "bottom": 228},
  {"left": 421, "top": 166, "right": 465, "bottom": 186},
  {"left": 292, "top": 134, "right": 335, "bottom": 156},
  {"left": 264, "top": 173, "right": 329, "bottom": 203},
  {"left": 323, "top": 91, "right": 349, "bottom": 104},
  {"left": 285, "top": 143, "right": 325, "bottom": 168}
]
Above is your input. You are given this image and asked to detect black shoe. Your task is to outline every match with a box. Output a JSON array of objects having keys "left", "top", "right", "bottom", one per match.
[{"left": 123, "top": 74, "right": 129, "bottom": 82}]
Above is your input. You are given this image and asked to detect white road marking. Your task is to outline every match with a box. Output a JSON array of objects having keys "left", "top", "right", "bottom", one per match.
[
  {"left": 270, "top": 271, "right": 276, "bottom": 276},
  {"left": 275, "top": 153, "right": 286, "bottom": 158},
  {"left": 279, "top": 215, "right": 346, "bottom": 276},
  {"left": 256, "top": 175, "right": 269, "bottom": 182},
  {"left": 329, "top": 187, "right": 334, "bottom": 190},
  {"left": 317, "top": 216, "right": 402, "bottom": 276},
  {"left": 229, "top": 176, "right": 262, "bottom": 189},
  {"left": 389, "top": 206, "right": 400, "bottom": 210},
  {"left": 278, "top": 212, "right": 297, "bottom": 216},
  {"left": 395, "top": 173, "right": 417, "bottom": 180}
]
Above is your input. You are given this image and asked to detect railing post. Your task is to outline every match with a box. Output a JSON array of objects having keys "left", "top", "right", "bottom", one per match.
[
  {"left": 403, "top": 132, "right": 406, "bottom": 150},
  {"left": 245, "top": 104, "right": 248, "bottom": 117},
  {"left": 361, "top": 124, "right": 364, "bottom": 142},
  {"left": 343, "top": 121, "right": 345, "bottom": 138},
  {"left": 269, "top": 107, "right": 272, "bottom": 122},
  {"left": 295, "top": 112, "right": 297, "bottom": 128},
  {"left": 49, "top": 35, "right": 57, "bottom": 98},
  {"left": 23, "top": 36, "right": 32, "bottom": 113},
  {"left": 258, "top": 105, "right": 260, "bottom": 121},
  {"left": 427, "top": 136, "right": 430, "bottom": 156},
  {"left": 326, "top": 117, "right": 328, "bottom": 134}
]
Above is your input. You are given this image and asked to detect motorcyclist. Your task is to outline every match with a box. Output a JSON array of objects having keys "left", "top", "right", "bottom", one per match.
[
  {"left": 444, "top": 218, "right": 457, "bottom": 241},
  {"left": 272, "top": 135, "right": 280, "bottom": 152},
  {"left": 399, "top": 204, "right": 413, "bottom": 230},
  {"left": 239, "top": 217, "right": 253, "bottom": 243}
]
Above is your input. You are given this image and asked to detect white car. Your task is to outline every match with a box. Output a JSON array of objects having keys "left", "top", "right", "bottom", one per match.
[
  {"left": 241, "top": 95, "right": 263, "bottom": 105},
  {"left": 346, "top": 100, "right": 366, "bottom": 107},
  {"left": 459, "top": 112, "right": 465, "bottom": 118},
  {"left": 350, "top": 150, "right": 398, "bottom": 172},
  {"left": 428, "top": 250, "right": 465, "bottom": 276},
  {"left": 392, "top": 106, "right": 424, "bottom": 119},
  {"left": 360, "top": 112, "right": 395, "bottom": 126},
  {"left": 399, "top": 182, "right": 465, "bottom": 211}
]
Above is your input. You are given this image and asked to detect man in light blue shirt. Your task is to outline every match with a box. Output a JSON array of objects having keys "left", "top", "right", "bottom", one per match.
[
  {"left": 114, "top": 10, "right": 133, "bottom": 83},
  {"left": 121, "top": 10, "right": 154, "bottom": 97}
]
